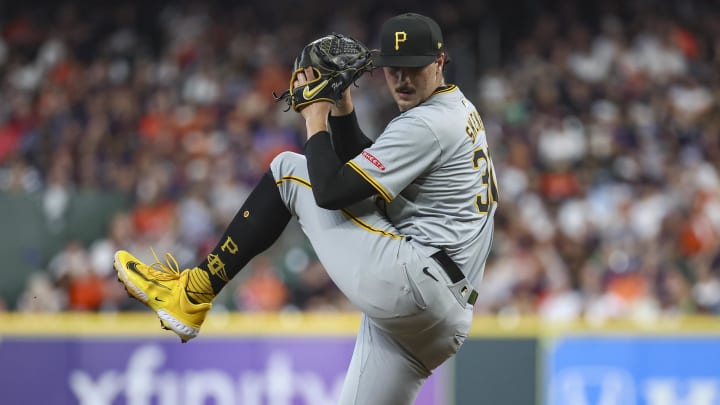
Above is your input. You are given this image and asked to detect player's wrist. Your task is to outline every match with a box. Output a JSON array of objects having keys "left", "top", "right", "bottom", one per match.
[
  {"left": 304, "top": 113, "right": 329, "bottom": 138},
  {"left": 301, "top": 102, "right": 331, "bottom": 136},
  {"left": 331, "top": 92, "right": 354, "bottom": 116},
  {"left": 331, "top": 103, "right": 353, "bottom": 117}
]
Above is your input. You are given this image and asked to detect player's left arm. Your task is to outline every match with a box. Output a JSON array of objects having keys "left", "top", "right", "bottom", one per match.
[{"left": 344, "top": 117, "right": 442, "bottom": 202}]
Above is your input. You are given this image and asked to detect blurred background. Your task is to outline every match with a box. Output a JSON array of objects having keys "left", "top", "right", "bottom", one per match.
[
  {"left": 0, "top": 0, "right": 719, "bottom": 403},
  {"left": 1, "top": 0, "right": 718, "bottom": 319}
]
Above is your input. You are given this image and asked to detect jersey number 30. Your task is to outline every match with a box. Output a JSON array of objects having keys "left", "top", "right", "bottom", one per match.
[{"left": 472, "top": 147, "right": 499, "bottom": 214}]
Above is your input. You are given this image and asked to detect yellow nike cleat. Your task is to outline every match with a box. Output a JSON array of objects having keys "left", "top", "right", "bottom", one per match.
[{"left": 113, "top": 249, "right": 212, "bottom": 343}]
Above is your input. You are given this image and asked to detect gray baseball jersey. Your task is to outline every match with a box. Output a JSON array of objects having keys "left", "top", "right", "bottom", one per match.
[
  {"left": 348, "top": 85, "right": 498, "bottom": 288},
  {"left": 270, "top": 85, "right": 497, "bottom": 404}
]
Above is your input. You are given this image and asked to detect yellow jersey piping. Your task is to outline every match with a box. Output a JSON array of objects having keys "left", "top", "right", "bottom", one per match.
[
  {"left": 347, "top": 161, "right": 393, "bottom": 202},
  {"left": 432, "top": 84, "right": 457, "bottom": 95}
]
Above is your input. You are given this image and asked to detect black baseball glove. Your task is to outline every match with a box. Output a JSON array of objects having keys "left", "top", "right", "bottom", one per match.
[{"left": 274, "top": 34, "right": 374, "bottom": 112}]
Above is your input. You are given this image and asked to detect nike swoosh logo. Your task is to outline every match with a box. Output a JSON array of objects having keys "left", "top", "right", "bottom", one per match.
[
  {"left": 302, "top": 80, "right": 329, "bottom": 100},
  {"left": 422, "top": 267, "right": 439, "bottom": 282},
  {"left": 126, "top": 261, "right": 172, "bottom": 291},
  {"left": 154, "top": 297, "right": 165, "bottom": 302},
  {"left": 127, "top": 261, "right": 144, "bottom": 276}
]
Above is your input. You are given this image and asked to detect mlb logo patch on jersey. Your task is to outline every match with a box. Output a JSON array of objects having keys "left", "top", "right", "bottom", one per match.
[{"left": 362, "top": 151, "right": 386, "bottom": 171}]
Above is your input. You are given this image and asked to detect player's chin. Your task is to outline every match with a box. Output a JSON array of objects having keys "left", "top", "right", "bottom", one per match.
[{"left": 394, "top": 95, "right": 419, "bottom": 112}]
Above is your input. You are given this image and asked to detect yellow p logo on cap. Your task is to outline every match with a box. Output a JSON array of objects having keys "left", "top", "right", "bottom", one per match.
[{"left": 394, "top": 32, "right": 407, "bottom": 51}]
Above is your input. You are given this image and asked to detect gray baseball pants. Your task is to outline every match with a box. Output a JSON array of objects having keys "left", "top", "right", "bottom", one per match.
[{"left": 271, "top": 152, "right": 474, "bottom": 404}]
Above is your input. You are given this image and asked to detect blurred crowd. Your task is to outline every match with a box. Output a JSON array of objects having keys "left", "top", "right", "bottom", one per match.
[
  {"left": 476, "top": 3, "right": 720, "bottom": 321},
  {"left": 1, "top": 0, "right": 719, "bottom": 321}
]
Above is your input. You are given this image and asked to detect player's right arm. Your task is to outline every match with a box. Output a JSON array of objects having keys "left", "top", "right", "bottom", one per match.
[
  {"left": 328, "top": 111, "right": 373, "bottom": 162},
  {"left": 304, "top": 132, "right": 376, "bottom": 209},
  {"left": 297, "top": 71, "right": 377, "bottom": 210}
]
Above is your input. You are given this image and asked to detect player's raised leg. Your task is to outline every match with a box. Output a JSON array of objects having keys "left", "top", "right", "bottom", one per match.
[{"left": 114, "top": 170, "right": 292, "bottom": 342}]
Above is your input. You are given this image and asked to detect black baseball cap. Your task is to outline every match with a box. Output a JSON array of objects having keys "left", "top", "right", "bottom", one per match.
[{"left": 374, "top": 13, "right": 444, "bottom": 68}]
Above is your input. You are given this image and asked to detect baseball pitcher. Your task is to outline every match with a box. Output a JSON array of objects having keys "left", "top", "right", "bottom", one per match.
[{"left": 114, "top": 12, "right": 498, "bottom": 404}]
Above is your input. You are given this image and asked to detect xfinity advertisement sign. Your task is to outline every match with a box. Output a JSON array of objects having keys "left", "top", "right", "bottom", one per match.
[
  {"left": 0, "top": 337, "right": 445, "bottom": 404},
  {"left": 546, "top": 336, "right": 720, "bottom": 405}
]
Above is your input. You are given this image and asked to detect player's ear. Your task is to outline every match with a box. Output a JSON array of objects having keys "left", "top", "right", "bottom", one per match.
[
  {"left": 438, "top": 52, "right": 451, "bottom": 72},
  {"left": 436, "top": 53, "right": 445, "bottom": 72}
]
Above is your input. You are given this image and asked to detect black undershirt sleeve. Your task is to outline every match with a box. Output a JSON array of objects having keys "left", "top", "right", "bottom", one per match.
[
  {"left": 328, "top": 111, "right": 373, "bottom": 163},
  {"left": 304, "top": 131, "right": 377, "bottom": 210}
]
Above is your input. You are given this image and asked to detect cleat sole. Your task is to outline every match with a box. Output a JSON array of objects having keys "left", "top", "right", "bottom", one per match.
[{"left": 157, "top": 309, "right": 199, "bottom": 342}]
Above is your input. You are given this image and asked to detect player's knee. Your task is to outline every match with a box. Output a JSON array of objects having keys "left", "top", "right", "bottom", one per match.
[{"left": 269, "top": 151, "right": 307, "bottom": 180}]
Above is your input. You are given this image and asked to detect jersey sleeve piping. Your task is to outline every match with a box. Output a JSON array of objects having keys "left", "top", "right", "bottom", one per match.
[{"left": 347, "top": 160, "right": 393, "bottom": 202}]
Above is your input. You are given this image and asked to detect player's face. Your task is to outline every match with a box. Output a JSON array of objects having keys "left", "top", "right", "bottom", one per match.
[{"left": 383, "top": 60, "right": 443, "bottom": 112}]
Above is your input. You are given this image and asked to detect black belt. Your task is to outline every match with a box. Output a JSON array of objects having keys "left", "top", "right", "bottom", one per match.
[{"left": 431, "top": 250, "right": 478, "bottom": 305}]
